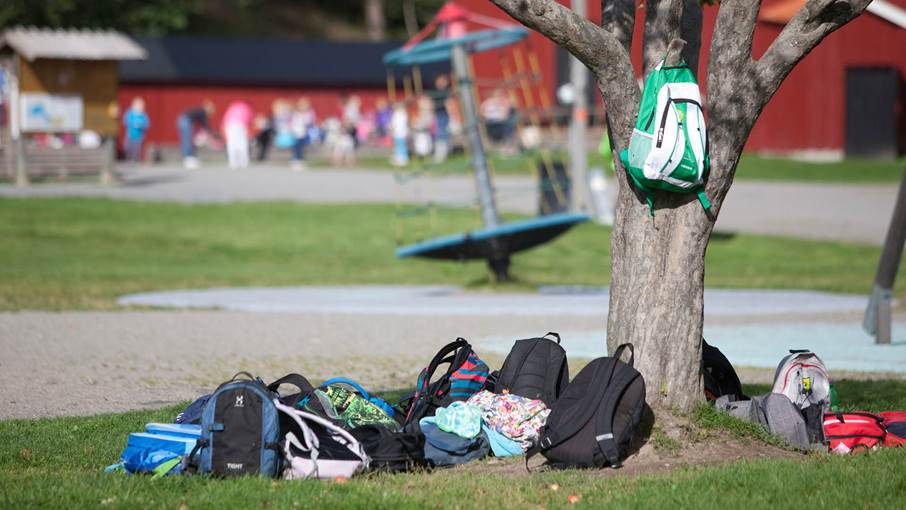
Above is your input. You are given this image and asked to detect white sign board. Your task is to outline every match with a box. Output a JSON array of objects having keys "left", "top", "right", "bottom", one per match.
[{"left": 20, "top": 93, "right": 83, "bottom": 132}]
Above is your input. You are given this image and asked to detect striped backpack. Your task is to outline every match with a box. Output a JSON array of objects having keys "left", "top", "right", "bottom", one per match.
[
  {"left": 620, "top": 60, "right": 710, "bottom": 215},
  {"left": 403, "top": 338, "right": 489, "bottom": 426}
]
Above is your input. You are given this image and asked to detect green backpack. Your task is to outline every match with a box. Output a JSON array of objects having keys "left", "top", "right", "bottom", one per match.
[{"left": 620, "top": 60, "right": 711, "bottom": 214}]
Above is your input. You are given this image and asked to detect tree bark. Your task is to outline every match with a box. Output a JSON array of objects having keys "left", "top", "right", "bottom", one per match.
[
  {"left": 490, "top": 0, "right": 871, "bottom": 412},
  {"left": 364, "top": 0, "right": 386, "bottom": 41}
]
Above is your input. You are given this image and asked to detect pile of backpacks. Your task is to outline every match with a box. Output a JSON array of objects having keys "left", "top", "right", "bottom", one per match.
[
  {"left": 110, "top": 332, "right": 646, "bottom": 479},
  {"left": 110, "top": 335, "right": 906, "bottom": 480},
  {"left": 705, "top": 343, "right": 906, "bottom": 453}
]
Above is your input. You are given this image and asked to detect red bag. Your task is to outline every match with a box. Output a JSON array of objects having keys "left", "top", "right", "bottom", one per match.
[
  {"left": 824, "top": 412, "right": 887, "bottom": 454},
  {"left": 879, "top": 411, "right": 906, "bottom": 447}
]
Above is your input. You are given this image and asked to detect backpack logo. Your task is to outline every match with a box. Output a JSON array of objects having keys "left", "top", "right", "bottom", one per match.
[
  {"left": 226, "top": 462, "right": 243, "bottom": 470},
  {"left": 235, "top": 395, "right": 244, "bottom": 407}
]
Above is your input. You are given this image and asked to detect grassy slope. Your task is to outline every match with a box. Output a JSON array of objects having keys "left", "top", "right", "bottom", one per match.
[
  {"left": 0, "top": 198, "right": 902, "bottom": 310},
  {"left": 2, "top": 380, "right": 905, "bottom": 509},
  {"left": 343, "top": 150, "right": 906, "bottom": 182}
]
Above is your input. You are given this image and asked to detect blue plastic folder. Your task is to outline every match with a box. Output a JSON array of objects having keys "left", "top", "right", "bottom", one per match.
[
  {"left": 125, "top": 432, "right": 198, "bottom": 456},
  {"left": 117, "top": 424, "right": 200, "bottom": 475},
  {"left": 144, "top": 423, "right": 202, "bottom": 439}
]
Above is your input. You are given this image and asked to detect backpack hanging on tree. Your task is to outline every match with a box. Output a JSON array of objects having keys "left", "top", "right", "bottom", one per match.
[
  {"left": 619, "top": 60, "right": 710, "bottom": 215},
  {"left": 528, "top": 344, "right": 645, "bottom": 469},
  {"left": 495, "top": 332, "right": 569, "bottom": 407}
]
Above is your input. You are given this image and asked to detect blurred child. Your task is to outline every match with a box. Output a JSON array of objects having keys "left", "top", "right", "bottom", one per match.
[
  {"left": 290, "top": 97, "right": 316, "bottom": 171},
  {"left": 413, "top": 95, "right": 434, "bottom": 160},
  {"left": 390, "top": 102, "right": 409, "bottom": 167},
  {"left": 177, "top": 100, "right": 216, "bottom": 169},
  {"left": 375, "top": 98, "right": 392, "bottom": 139},
  {"left": 122, "top": 97, "right": 149, "bottom": 163},
  {"left": 431, "top": 74, "right": 451, "bottom": 163},
  {"left": 221, "top": 100, "right": 253, "bottom": 169},
  {"left": 253, "top": 113, "right": 274, "bottom": 162}
]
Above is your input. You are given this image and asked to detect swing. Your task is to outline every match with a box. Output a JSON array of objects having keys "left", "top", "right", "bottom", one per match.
[{"left": 384, "top": 1, "right": 589, "bottom": 281}]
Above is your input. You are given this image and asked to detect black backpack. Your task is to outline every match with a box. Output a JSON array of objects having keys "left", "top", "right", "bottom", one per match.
[
  {"left": 495, "top": 332, "right": 569, "bottom": 407},
  {"left": 702, "top": 339, "right": 745, "bottom": 401},
  {"left": 348, "top": 424, "right": 426, "bottom": 472},
  {"left": 529, "top": 344, "right": 645, "bottom": 469}
]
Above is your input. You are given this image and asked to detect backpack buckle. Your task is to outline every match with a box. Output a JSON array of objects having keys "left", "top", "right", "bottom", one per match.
[{"left": 539, "top": 436, "right": 552, "bottom": 450}]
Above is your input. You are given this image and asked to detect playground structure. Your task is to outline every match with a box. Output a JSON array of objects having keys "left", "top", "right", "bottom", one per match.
[{"left": 383, "top": 2, "right": 589, "bottom": 282}]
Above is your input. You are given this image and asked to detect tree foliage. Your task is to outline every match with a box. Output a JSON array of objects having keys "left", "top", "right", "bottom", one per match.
[{"left": 0, "top": 0, "right": 446, "bottom": 38}]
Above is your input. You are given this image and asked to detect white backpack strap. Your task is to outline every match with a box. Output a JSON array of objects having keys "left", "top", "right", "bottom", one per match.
[{"left": 274, "top": 400, "right": 369, "bottom": 467}]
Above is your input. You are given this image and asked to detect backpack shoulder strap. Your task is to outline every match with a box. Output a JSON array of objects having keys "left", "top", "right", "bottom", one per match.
[
  {"left": 423, "top": 338, "right": 471, "bottom": 389},
  {"left": 543, "top": 342, "right": 568, "bottom": 405},
  {"left": 613, "top": 343, "right": 635, "bottom": 367},
  {"left": 267, "top": 373, "right": 315, "bottom": 397},
  {"left": 594, "top": 366, "right": 640, "bottom": 468},
  {"left": 696, "top": 189, "right": 711, "bottom": 210},
  {"left": 320, "top": 377, "right": 371, "bottom": 400}
]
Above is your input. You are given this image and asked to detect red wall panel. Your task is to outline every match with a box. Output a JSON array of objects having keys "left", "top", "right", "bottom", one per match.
[
  {"left": 118, "top": 84, "right": 389, "bottom": 145},
  {"left": 459, "top": 0, "right": 906, "bottom": 153}
]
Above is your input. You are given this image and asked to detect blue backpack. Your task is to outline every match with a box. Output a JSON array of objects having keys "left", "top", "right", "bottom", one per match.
[{"left": 191, "top": 372, "right": 282, "bottom": 477}]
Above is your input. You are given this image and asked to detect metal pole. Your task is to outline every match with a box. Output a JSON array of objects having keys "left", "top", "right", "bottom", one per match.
[
  {"left": 568, "top": 0, "right": 589, "bottom": 212},
  {"left": 452, "top": 44, "right": 499, "bottom": 230},
  {"left": 864, "top": 166, "right": 906, "bottom": 344},
  {"left": 451, "top": 43, "right": 510, "bottom": 280}
]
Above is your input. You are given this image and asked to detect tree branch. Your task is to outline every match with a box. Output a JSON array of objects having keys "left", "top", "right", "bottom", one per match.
[
  {"left": 490, "top": 0, "right": 621, "bottom": 73},
  {"left": 642, "top": 0, "right": 684, "bottom": 77},
  {"left": 680, "top": 0, "right": 702, "bottom": 76},
  {"left": 755, "top": 0, "right": 871, "bottom": 105},
  {"left": 704, "top": 0, "right": 764, "bottom": 199},
  {"left": 601, "top": 0, "right": 637, "bottom": 52}
]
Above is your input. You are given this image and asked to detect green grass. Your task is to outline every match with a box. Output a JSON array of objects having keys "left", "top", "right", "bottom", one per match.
[
  {"left": 734, "top": 155, "right": 906, "bottom": 183},
  {"left": 1, "top": 197, "right": 903, "bottom": 310},
  {"left": 3, "top": 379, "right": 906, "bottom": 509},
  {"left": 329, "top": 149, "right": 905, "bottom": 183}
]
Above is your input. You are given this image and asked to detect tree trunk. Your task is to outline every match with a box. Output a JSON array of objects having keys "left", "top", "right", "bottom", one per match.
[
  {"left": 607, "top": 185, "right": 714, "bottom": 411},
  {"left": 364, "top": 0, "right": 386, "bottom": 41}
]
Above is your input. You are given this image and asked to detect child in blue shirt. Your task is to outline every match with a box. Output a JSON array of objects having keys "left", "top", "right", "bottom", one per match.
[{"left": 123, "top": 97, "right": 150, "bottom": 162}]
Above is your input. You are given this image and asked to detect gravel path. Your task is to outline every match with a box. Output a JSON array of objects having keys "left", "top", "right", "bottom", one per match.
[
  {"left": 0, "top": 163, "right": 897, "bottom": 244},
  {"left": 0, "top": 310, "right": 603, "bottom": 420},
  {"left": 3, "top": 299, "right": 903, "bottom": 420}
]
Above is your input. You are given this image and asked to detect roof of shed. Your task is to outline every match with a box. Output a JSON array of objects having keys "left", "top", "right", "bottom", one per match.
[{"left": 0, "top": 27, "right": 147, "bottom": 61}]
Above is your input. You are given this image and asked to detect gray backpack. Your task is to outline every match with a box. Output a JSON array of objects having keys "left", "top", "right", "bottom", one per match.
[{"left": 716, "top": 393, "right": 818, "bottom": 450}]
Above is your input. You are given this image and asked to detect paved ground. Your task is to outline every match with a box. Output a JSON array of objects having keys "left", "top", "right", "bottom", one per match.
[
  {"left": 0, "top": 163, "right": 897, "bottom": 244},
  {"left": 119, "top": 285, "right": 869, "bottom": 317}
]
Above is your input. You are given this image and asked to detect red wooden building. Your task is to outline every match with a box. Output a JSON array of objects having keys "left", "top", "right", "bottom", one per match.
[
  {"left": 458, "top": 0, "right": 906, "bottom": 157},
  {"left": 117, "top": 36, "right": 409, "bottom": 146},
  {"left": 119, "top": 1, "right": 905, "bottom": 157}
]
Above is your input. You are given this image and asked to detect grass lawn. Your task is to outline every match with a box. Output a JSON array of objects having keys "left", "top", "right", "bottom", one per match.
[
  {"left": 1, "top": 197, "right": 902, "bottom": 310},
  {"left": 338, "top": 150, "right": 905, "bottom": 183},
  {"left": 2, "top": 380, "right": 904, "bottom": 509}
]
